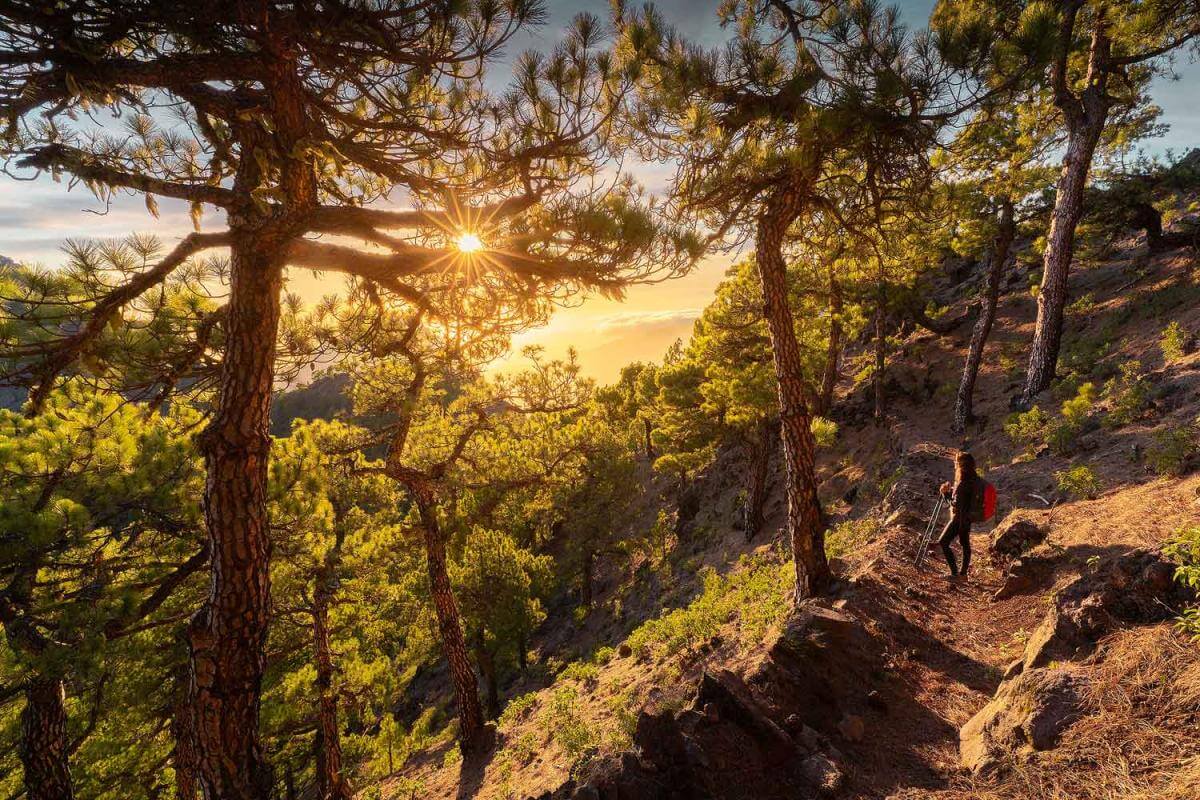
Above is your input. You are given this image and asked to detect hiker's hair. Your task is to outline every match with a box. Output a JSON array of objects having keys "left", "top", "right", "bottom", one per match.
[{"left": 955, "top": 451, "right": 977, "bottom": 484}]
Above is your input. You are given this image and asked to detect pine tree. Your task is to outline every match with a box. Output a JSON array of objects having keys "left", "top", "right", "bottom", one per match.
[{"left": 619, "top": 0, "right": 957, "bottom": 599}]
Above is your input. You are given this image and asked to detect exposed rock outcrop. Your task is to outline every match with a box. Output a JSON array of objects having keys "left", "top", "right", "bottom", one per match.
[
  {"left": 960, "top": 667, "right": 1084, "bottom": 775},
  {"left": 961, "top": 547, "right": 1193, "bottom": 774},
  {"left": 531, "top": 601, "right": 884, "bottom": 800},
  {"left": 988, "top": 510, "right": 1048, "bottom": 562}
]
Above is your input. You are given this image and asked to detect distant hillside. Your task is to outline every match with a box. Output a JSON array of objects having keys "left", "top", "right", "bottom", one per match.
[{"left": 270, "top": 372, "right": 353, "bottom": 435}]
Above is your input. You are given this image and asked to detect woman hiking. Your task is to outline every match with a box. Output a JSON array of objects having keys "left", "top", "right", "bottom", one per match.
[{"left": 937, "top": 451, "right": 979, "bottom": 579}]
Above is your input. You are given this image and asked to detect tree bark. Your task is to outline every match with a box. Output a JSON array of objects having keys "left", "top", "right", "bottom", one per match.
[
  {"left": 313, "top": 558, "right": 351, "bottom": 800},
  {"left": 643, "top": 417, "right": 654, "bottom": 461},
  {"left": 1021, "top": 15, "right": 1111, "bottom": 404},
  {"left": 818, "top": 268, "right": 843, "bottom": 416},
  {"left": 742, "top": 418, "right": 773, "bottom": 541},
  {"left": 754, "top": 185, "right": 831, "bottom": 600},
  {"left": 414, "top": 492, "right": 487, "bottom": 753},
  {"left": 187, "top": 231, "right": 282, "bottom": 800},
  {"left": 516, "top": 632, "right": 528, "bottom": 672},
  {"left": 473, "top": 633, "right": 500, "bottom": 720},
  {"left": 20, "top": 677, "right": 74, "bottom": 800},
  {"left": 172, "top": 671, "right": 199, "bottom": 800},
  {"left": 954, "top": 198, "right": 1015, "bottom": 433}
]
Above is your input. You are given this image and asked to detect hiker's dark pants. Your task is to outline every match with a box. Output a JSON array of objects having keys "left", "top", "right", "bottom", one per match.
[{"left": 939, "top": 514, "right": 971, "bottom": 576}]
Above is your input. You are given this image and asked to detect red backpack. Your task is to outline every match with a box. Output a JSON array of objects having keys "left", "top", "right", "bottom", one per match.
[{"left": 971, "top": 479, "right": 997, "bottom": 523}]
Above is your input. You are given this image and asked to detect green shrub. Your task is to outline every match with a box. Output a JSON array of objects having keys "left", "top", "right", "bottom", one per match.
[
  {"left": 560, "top": 660, "right": 601, "bottom": 686},
  {"left": 1103, "top": 362, "right": 1151, "bottom": 428},
  {"left": 1067, "top": 292, "right": 1097, "bottom": 316},
  {"left": 624, "top": 555, "right": 791, "bottom": 660},
  {"left": 548, "top": 686, "right": 598, "bottom": 765},
  {"left": 1055, "top": 464, "right": 1102, "bottom": 500},
  {"left": 825, "top": 516, "right": 880, "bottom": 560},
  {"left": 810, "top": 416, "right": 838, "bottom": 448},
  {"left": 498, "top": 692, "right": 539, "bottom": 729},
  {"left": 1047, "top": 383, "right": 1097, "bottom": 453},
  {"left": 1164, "top": 525, "right": 1200, "bottom": 640},
  {"left": 1161, "top": 321, "right": 1190, "bottom": 363},
  {"left": 1146, "top": 423, "right": 1198, "bottom": 476},
  {"left": 591, "top": 645, "right": 616, "bottom": 665},
  {"left": 1005, "top": 405, "right": 1050, "bottom": 449}
]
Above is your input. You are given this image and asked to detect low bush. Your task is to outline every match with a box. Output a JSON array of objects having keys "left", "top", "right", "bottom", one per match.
[
  {"left": 1103, "top": 362, "right": 1151, "bottom": 428},
  {"left": 1005, "top": 405, "right": 1050, "bottom": 451},
  {"left": 810, "top": 416, "right": 838, "bottom": 448},
  {"left": 548, "top": 686, "right": 598, "bottom": 767},
  {"left": 625, "top": 555, "right": 791, "bottom": 660},
  {"left": 1165, "top": 525, "right": 1200, "bottom": 639},
  {"left": 825, "top": 516, "right": 881, "bottom": 560},
  {"left": 1047, "top": 382, "right": 1097, "bottom": 453},
  {"left": 1146, "top": 423, "right": 1198, "bottom": 476},
  {"left": 1161, "top": 321, "right": 1191, "bottom": 363},
  {"left": 1056, "top": 464, "right": 1102, "bottom": 500}
]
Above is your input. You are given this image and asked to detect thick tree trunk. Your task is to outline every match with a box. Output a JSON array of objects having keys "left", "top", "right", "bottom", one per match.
[
  {"left": 313, "top": 565, "right": 351, "bottom": 800},
  {"left": 1022, "top": 17, "right": 1110, "bottom": 404},
  {"left": 187, "top": 232, "right": 282, "bottom": 800},
  {"left": 643, "top": 417, "right": 654, "bottom": 461},
  {"left": 473, "top": 634, "right": 500, "bottom": 720},
  {"left": 414, "top": 493, "right": 486, "bottom": 752},
  {"left": 742, "top": 418, "right": 772, "bottom": 541},
  {"left": 818, "top": 269, "right": 843, "bottom": 416},
  {"left": 516, "top": 632, "right": 528, "bottom": 671},
  {"left": 20, "top": 677, "right": 74, "bottom": 800},
  {"left": 954, "top": 199, "right": 1016, "bottom": 432},
  {"left": 1020, "top": 124, "right": 1105, "bottom": 403},
  {"left": 172, "top": 672, "right": 199, "bottom": 800},
  {"left": 754, "top": 187, "right": 832, "bottom": 600}
]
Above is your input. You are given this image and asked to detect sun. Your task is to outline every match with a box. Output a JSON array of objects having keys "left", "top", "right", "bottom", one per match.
[{"left": 455, "top": 232, "right": 484, "bottom": 253}]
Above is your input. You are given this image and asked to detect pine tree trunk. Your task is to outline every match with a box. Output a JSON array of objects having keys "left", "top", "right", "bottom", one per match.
[
  {"left": 414, "top": 493, "right": 486, "bottom": 752},
  {"left": 818, "top": 269, "right": 843, "bottom": 416},
  {"left": 172, "top": 672, "right": 199, "bottom": 800},
  {"left": 313, "top": 565, "right": 351, "bottom": 800},
  {"left": 754, "top": 186, "right": 832, "bottom": 601},
  {"left": 473, "top": 634, "right": 500, "bottom": 720},
  {"left": 742, "top": 418, "right": 772, "bottom": 541},
  {"left": 643, "top": 418, "right": 654, "bottom": 460},
  {"left": 187, "top": 231, "right": 282, "bottom": 800},
  {"left": 1022, "top": 17, "right": 1110, "bottom": 404},
  {"left": 20, "top": 677, "right": 74, "bottom": 800},
  {"left": 954, "top": 199, "right": 1016, "bottom": 432}
]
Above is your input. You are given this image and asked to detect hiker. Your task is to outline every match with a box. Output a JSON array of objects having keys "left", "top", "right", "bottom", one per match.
[{"left": 937, "top": 451, "right": 979, "bottom": 578}]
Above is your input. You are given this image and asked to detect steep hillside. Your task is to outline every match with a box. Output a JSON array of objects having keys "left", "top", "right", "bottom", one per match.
[{"left": 382, "top": 225, "right": 1199, "bottom": 799}]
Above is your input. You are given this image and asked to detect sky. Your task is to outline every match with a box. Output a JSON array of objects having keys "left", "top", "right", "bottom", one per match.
[{"left": 2, "top": 1, "right": 1198, "bottom": 383}]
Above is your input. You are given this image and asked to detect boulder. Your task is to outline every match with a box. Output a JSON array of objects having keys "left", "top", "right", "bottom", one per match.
[
  {"left": 837, "top": 714, "right": 865, "bottom": 742},
  {"left": 799, "top": 753, "right": 845, "bottom": 794},
  {"left": 989, "top": 511, "right": 1048, "bottom": 561},
  {"left": 1023, "top": 548, "right": 1192, "bottom": 671},
  {"left": 694, "top": 670, "right": 793, "bottom": 758},
  {"left": 992, "top": 554, "right": 1056, "bottom": 601},
  {"left": 960, "top": 667, "right": 1084, "bottom": 775}
]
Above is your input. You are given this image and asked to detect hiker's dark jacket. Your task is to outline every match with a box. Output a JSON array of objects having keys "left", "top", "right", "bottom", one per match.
[{"left": 949, "top": 475, "right": 977, "bottom": 521}]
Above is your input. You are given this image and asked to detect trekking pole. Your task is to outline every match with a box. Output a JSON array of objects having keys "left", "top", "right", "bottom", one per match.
[{"left": 914, "top": 495, "right": 945, "bottom": 568}]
